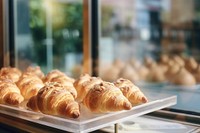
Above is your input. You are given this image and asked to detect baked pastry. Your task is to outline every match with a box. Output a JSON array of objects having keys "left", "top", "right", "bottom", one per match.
[
  {"left": 144, "top": 56, "right": 154, "bottom": 68},
  {"left": 17, "top": 73, "right": 44, "bottom": 100},
  {"left": 73, "top": 73, "right": 103, "bottom": 102},
  {"left": 101, "top": 65, "right": 120, "bottom": 82},
  {"left": 193, "top": 65, "right": 200, "bottom": 83},
  {"left": 27, "top": 82, "right": 80, "bottom": 118},
  {"left": 114, "top": 78, "right": 148, "bottom": 105},
  {"left": 171, "top": 67, "right": 196, "bottom": 86},
  {"left": 146, "top": 63, "right": 166, "bottom": 82},
  {"left": 165, "top": 63, "right": 180, "bottom": 81},
  {"left": 0, "top": 67, "right": 22, "bottom": 83},
  {"left": 173, "top": 55, "right": 185, "bottom": 67},
  {"left": 137, "top": 65, "right": 149, "bottom": 80},
  {"left": 119, "top": 64, "right": 140, "bottom": 82},
  {"left": 113, "top": 59, "right": 125, "bottom": 69},
  {"left": 0, "top": 78, "right": 24, "bottom": 105},
  {"left": 44, "top": 70, "right": 77, "bottom": 98},
  {"left": 83, "top": 81, "right": 132, "bottom": 113},
  {"left": 129, "top": 58, "right": 141, "bottom": 70},
  {"left": 43, "top": 70, "right": 66, "bottom": 82},
  {"left": 25, "top": 66, "right": 45, "bottom": 79},
  {"left": 185, "top": 57, "right": 198, "bottom": 73},
  {"left": 159, "top": 54, "right": 169, "bottom": 66}
]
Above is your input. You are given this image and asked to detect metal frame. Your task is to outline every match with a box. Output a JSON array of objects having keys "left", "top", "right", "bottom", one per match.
[
  {"left": 1, "top": 0, "right": 15, "bottom": 67},
  {"left": 0, "top": 0, "right": 3, "bottom": 67},
  {"left": 83, "top": 0, "right": 100, "bottom": 76},
  {"left": 8, "top": 0, "right": 15, "bottom": 67},
  {"left": 83, "top": 0, "right": 92, "bottom": 75},
  {"left": 90, "top": 0, "right": 100, "bottom": 77}
]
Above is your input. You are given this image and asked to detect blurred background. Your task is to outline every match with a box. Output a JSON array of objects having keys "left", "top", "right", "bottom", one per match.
[{"left": 2, "top": 0, "right": 200, "bottom": 123}]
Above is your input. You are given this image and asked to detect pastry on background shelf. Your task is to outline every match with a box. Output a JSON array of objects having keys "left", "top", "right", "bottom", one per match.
[
  {"left": 170, "top": 67, "right": 196, "bottom": 86},
  {"left": 114, "top": 78, "right": 148, "bottom": 105},
  {"left": 0, "top": 78, "right": 24, "bottom": 105},
  {"left": 0, "top": 67, "right": 22, "bottom": 83},
  {"left": 119, "top": 64, "right": 140, "bottom": 82},
  {"left": 101, "top": 65, "right": 120, "bottom": 82},
  {"left": 83, "top": 81, "right": 132, "bottom": 113},
  {"left": 159, "top": 54, "right": 169, "bottom": 65},
  {"left": 27, "top": 82, "right": 80, "bottom": 118},
  {"left": 113, "top": 59, "right": 125, "bottom": 69},
  {"left": 129, "top": 58, "right": 141, "bottom": 70},
  {"left": 146, "top": 62, "right": 166, "bottom": 82},
  {"left": 144, "top": 56, "right": 155, "bottom": 68},
  {"left": 173, "top": 55, "right": 185, "bottom": 67},
  {"left": 44, "top": 70, "right": 77, "bottom": 98},
  {"left": 73, "top": 73, "right": 103, "bottom": 102},
  {"left": 192, "top": 65, "right": 200, "bottom": 83},
  {"left": 17, "top": 72, "right": 44, "bottom": 100},
  {"left": 137, "top": 65, "right": 149, "bottom": 80},
  {"left": 184, "top": 57, "right": 198, "bottom": 73},
  {"left": 165, "top": 63, "right": 180, "bottom": 81}
]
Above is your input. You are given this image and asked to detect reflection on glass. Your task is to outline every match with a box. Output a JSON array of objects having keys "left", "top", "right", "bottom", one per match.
[
  {"left": 15, "top": 0, "right": 83, "bottom": 77},
  {"left": 99, "top": 0, "right": 200, "bottom": 114}
]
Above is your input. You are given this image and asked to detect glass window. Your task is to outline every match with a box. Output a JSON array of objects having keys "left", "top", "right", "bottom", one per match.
[
  {"left": 6, "top": 0, "right": 200, "bottom": 118},
  {"left": 99, "top": 0, "right": 200, "bottom": 115},
  {"left": 15, "top": 0, "right": 83, "bottom": 78}
]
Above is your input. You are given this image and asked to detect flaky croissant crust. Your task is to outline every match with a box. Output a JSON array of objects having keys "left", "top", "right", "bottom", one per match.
[
  {"left": 83, "top": 82, "right": 132, "bottom": 113},
  {"left": 0, "top": 78, "right": 24, "bottom": 105},
  {"left": 73, "top": 73, "right": 103, "bottom": 102},
  {"left": 44, "top": 70, "right": 77, "bottom": 98},
  {"left": 114, "top": 78, "right": 148, "bottom": 104},
  {"left": 27, "top": 82, "right": 80, "bottom": 118}
]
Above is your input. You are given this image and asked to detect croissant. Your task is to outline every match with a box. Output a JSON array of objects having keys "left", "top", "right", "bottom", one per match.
[
  {"left": 27, "top": 82, "right": 80, "bottom": 118},
  {"left": 25, "top": 66, "right": 45, "bottom": 80},
  {"left": 73, "top": 74, "right": 103, "bottom": 102},
  {"left": 44, "top": 70, "right": 77, "bottom": 98},
  {"left": 114, "top": 78, "right": 148, "bottom": 105},
  {"left": 83, "top": 81, "right": 132, "bottom": 113},
  {"left": 17, "top": 73, "right": 44, "bottom": 100},
  {"left": 0, "top": 78, "right": 24, "bottom": 105},
  {"left": 0, "top": 67, "right": 22, "bottom": 83},
  {"left": 44, "top": 69, "right": 74, "bottom": 82}
]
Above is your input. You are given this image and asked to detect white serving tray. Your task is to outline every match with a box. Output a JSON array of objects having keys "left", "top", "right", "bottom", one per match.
[{"left": 0, "top": 92, "right": 177, "bottom": 133}]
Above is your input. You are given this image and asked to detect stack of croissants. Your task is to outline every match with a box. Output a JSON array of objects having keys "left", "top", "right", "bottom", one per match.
[
  {"left": 0, "top": 66, "right": 148, "bottom": 119},
  {"left": 101, "top": 55, "right": 200, "bottom": 86}
]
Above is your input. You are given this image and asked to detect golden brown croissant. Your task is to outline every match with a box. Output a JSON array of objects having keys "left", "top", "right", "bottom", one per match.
[
  {"left": 44, "top": 69, "right": 74, "bottom": 82},
  {"left": 171, "top": 67, "right": 196, "bottom": 86},
  {"left": 114, "top": 78, "right": 148, "bottom": 105},
  {"left": 0, "top": 78, "right": 24, "bottom": 105},
  {"left": 44, "top": 70, "right": 77, "bottom": 98},
  {"left": 73, "top": 74, "right": 103, "bottom": 102},
  {"left": 83, "top": 81, "right": 132, "bottom": 113},
  {"left": 25, "top": 66, "right": 45, "bottom": 79},
  {"left": 0, "top": 67, "right": 22, "bottom": 83},
  {"left": 17, "top": 73, "right": 44, "bottom": 100},
  {"left": 27, "top": 82, "right": 80, "bottom": 118}
]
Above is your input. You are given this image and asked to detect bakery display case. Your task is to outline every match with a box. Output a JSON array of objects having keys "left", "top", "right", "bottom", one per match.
[
  {"left": 98, "top": 0, "right": 200, "bottom": 129},
  {"left": 0, "top": 93, "right": 176, "bottom": 133},
  {"left": 0, "top": 0, "right": 200, "bottom": 133}
]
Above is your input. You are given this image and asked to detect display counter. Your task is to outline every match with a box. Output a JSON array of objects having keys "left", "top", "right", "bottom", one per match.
[{"left": 0, "top": 92, "right": 176, "bottom": 133}]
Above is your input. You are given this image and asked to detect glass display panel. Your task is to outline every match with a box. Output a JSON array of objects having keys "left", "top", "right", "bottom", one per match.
[
  {"left": 14, "top": 0, "right": 83, "bottom": 77},
  {"left": 99, "top": 0, "right": 200, "bottom": 115},
  {"left": 2, "top": 0, "right": 200, "bottom": 123}
]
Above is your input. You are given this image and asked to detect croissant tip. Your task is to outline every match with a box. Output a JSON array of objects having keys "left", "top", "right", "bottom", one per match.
[
  {"left": 142, "top": 97, "right": 148, "bottom": 103},
  {"left": 124, "top": 102, "right": 132, "bottom": 110},
  {"left": 71, "top": 111, "right": 80, "bottom": 118}
]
